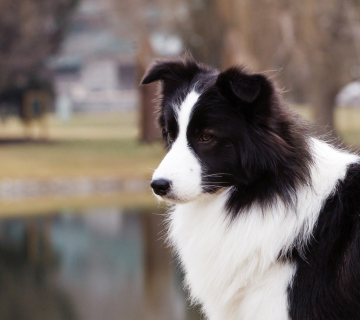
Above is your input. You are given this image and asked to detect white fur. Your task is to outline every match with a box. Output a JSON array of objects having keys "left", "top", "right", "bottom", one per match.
[
  {"left": 152, "top": 91, "right": 202, "bottom": 203},
  {"left": 165, "top": 138, "right": 359, "bottom": 320}
]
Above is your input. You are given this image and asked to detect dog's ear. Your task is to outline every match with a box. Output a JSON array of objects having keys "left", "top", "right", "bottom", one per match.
[
  {"left": 216, "top": 67, "right": 273, "bottom": 105},
  {"left": 141, "top": 61, "right": 173, "bottom": 85},
  {"left": 140, "top": 57, "right": 201, "bottom": 86}
]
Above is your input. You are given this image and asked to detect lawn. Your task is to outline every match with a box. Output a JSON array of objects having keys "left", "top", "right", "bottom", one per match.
[
  {"left": 0, "top": 112, "right": 165, "bottom": 180},
  {"left": 0, "top": 112, "right": 165, "bottom": 216}
]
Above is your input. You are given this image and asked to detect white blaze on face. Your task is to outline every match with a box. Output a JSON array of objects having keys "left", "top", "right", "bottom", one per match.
[{"left": 152, "top": 90, "right": 203, "bottom": 203}]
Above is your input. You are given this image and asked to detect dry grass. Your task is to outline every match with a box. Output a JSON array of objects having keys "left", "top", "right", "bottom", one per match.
[
  {"left": 0, "top": 112, "right": 164, "bottom": 216},
  {"left": 0, "top": 139, "right": 164, "bottom": 180},
  {"left": 0, "top": 112, "right": 164, "bottom": 180},
  {"left": 0, "top": 112, "right": 138, "bottom": 140}
]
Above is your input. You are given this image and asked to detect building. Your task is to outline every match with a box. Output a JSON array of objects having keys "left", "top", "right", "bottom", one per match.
[{"left": 49, "top": 0, "right": 138, "bottom": 114}]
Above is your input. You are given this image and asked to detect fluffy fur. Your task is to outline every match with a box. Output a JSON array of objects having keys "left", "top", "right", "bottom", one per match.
[{"left": 141, "top": 55, "right": 360, "bottom": 320}]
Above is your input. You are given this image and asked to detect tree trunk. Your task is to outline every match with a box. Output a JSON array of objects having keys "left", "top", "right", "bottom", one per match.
[
  {"left": 312, "top": 85, "right": 338, "bottom": 139},
  {"left": 138, "top": 37, "right": 162, "bottom": 143}
]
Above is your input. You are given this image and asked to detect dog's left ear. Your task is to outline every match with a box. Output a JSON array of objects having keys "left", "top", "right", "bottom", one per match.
[{"left": 216, "top": 67, "right": 273, "bottom": 105}]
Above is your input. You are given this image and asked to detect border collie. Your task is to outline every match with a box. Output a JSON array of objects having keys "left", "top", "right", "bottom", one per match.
[{"left": 141, "top": 55, "right": 360, "bottom": 320}]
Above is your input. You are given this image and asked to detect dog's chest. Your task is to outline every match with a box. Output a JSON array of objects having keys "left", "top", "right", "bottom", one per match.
[{"left": 168, "top": 194, "right": 295, "bottom": 320}]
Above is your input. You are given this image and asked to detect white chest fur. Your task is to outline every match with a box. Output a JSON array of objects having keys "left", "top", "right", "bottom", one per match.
[{"left": 167, "top": 139, "right": 359, "bottom": 320}]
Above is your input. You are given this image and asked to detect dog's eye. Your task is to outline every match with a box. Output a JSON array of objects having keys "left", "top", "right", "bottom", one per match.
[
  {"left": 199, "top": 134, "right": 212, "bottom": 142},
  {"left": 167, "top": 132, "right": 174, "bottom": 142}
]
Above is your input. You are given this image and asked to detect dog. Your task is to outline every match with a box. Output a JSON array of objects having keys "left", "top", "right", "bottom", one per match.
[{"left": 141, "top": 55, "right": 360, "bottom": 320}]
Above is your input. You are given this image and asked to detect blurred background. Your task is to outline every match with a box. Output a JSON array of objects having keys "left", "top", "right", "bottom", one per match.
[{"left": 0, "top": 0, "right": 360, "bottom": 319}]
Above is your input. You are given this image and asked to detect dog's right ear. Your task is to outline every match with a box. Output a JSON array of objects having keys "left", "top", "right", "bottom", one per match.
[
  {"left": 141, "top": 61, "right": 170, "bottom": 85},
  {"left": 140, "top": 57, "right": 201, "bottom": 86},
  {"left": 141, "top": 61, "right": 173, "bottom": 85}
]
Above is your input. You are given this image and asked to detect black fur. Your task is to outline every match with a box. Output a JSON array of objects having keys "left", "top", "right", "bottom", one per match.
[
  {"left": 288, "top": 162, "right": 360, "bottom": 320},
  {"left": 141, "top": 55, "right": 312, "bottom": 216}
]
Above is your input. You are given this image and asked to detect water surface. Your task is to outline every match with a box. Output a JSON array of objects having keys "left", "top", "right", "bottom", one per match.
[{"left": 0, "top": 207, "right": 201, "bottom": 320}]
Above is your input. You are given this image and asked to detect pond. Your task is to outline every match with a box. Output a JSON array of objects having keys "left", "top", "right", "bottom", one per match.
[{"left": 0, "top": 207, "right": 201, "bottom": 320}]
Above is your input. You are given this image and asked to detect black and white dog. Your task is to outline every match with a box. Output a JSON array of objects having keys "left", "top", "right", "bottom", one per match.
[{"left": 141, "top": 55, "right": 360, "bottom": 320}]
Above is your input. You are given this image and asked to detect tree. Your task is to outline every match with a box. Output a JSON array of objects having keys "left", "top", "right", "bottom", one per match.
[
  {"left": 221, "top": 0, "right": 360, "bottom": 136},
  {"left": 0, "top": 0, "right": 79, "bottom": 95}
]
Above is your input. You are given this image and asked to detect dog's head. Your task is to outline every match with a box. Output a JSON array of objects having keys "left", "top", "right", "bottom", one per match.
[{"left": 141, "top": 56, "right": 311, "bottom": 211}]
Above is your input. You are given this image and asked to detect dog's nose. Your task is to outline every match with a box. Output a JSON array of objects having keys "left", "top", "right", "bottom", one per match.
[{"left": 151, "top": 179, "right": 171, "bottom": 196}]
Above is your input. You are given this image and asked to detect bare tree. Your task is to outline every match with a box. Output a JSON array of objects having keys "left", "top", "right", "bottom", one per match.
[
  {"left": 0, "top": 0, "right": 79, "bottom": 94},
  {"left": 219, "top": 0, "right": 360, "bottom": 136},
  {"left": 301, "top": 0, "right": 358, "bottom": 135},
  {"left": 180, "top": 0, "right": 226, "bottom": 68}
]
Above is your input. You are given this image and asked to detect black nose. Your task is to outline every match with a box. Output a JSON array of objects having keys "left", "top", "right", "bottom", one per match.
[{"left": 151, "top": 179, "right": 171, "bottom": 196}]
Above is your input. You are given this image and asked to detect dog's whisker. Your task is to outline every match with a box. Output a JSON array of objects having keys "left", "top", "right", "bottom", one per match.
[
  {"left": 202, "top": 183, "right": 229, "bottom": 186},
  {"left": 202, "top": 173, "right": 233, "bottom": 177}
]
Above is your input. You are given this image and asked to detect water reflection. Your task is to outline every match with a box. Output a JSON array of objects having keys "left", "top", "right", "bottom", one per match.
[{"left": 0, "top": 208, "right": 201, "bottom": 320}]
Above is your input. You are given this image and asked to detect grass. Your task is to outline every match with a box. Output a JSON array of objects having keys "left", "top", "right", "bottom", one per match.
[
  {"left": 0, "top": 112, "right": 164, "bottom": 180},
  {"left": 0, "top": 111, "right": 165, "bottom": 216},
  {"left": 0, "top": 112, "right": 138, "bottom": 140},
  {"left": 0, "top": 139, "right": 163, "bottom": 179}
]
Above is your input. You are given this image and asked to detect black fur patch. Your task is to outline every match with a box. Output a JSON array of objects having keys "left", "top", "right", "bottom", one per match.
[{"left": 288, "top": 162, "right": 360, "bottom": 320}]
